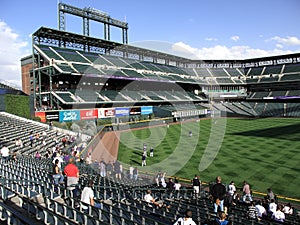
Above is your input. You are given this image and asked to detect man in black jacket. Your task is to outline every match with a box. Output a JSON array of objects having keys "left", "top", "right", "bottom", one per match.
[{"left": 212, "top": 176, "right": 226, "bottom": 213}]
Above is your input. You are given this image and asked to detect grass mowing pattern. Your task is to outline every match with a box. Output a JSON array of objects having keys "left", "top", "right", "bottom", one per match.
[{"left": 118, "top": 118, "right": 300, "bottom": 199}]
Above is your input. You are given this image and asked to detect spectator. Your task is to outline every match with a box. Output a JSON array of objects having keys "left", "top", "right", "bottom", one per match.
[
  {"left": 133, "top": 167, "right": 138, "bottom": 180},
  {"left": 242, "top": 181, "right": 253, "bottom": 202},
  {"left": 114, "top": 161, "right": 122, "bottom": 180},
  {"left": 35, "top": 151, "right": 41, "bottom": 160},
  {"left": 52, "top": 159, "right": 64, "bottom": 185},
  {"left": 192, "top": 175, "right": 201, "bottom": 198},
  {"left": 64, "top": 157, "right": 79, "bottom": 195},
  {"left": 1, "top": 145, "right": 10, "bottom": 161},
  {"left": 129, "top": 165, "right": 134, "bottom": 179},
  {"left": 49, "top": 121, "right": 53, "bottom": 130},
  {"left": 86, "top": 153, "right": 92, "bottom": 165},
  {"left": 174, "top": 178, "right": 181, "bottom": 191},
  {"left": 283, "top": 203, "right": 293, "bottom": 215},
  {"left": 247, "top": 201, "right": 258, "bottom": 221},
  {"left": 144, "top": 190, "right": 161, "bottom": 207},
  {"left": 269, "top": 199, "right": 277, "bottom": 214},
  {"left": 141, "top": 153, "right": 146, "bottom": 166},
  {"left": 255, "top": 200, "right": 267, "bottom": 220},
  {"left": 106, "top": 161, "right": 113, "bottom": 177},
  {"left": 272, "top": 204, "right": 285, "bottom": 222},
  {"left": 81, "top": 180, "right": 101, "bottom": 211},
  {"left": 29, "top": 132, "right": 34, "bottom": 147},
  {"left": 173, "top": 209, "right": 196, "bottom": 225},
  {"left": 167, "top": 177, "right": 175, "bottom": 190},
  {"left": 211, "top": 176, "right": 226, "bottom": 213},
  {"left": 52, "top": 153, "right": 64, "bottom": 169},
  {"left": 42, "top": 130, "right": 47, "bottom": 138},
  {"left": 160, "top": 172, "right": 167, "bottom": 188},
  {"left": 144, "top": 190, "right": 170, "bottom": 210},
  {"left": 15, "top": 139, "right": 23, "bottom": 149},
  {"left": 214, "top": 212, "right": 229, "bottom": 225},
  {"left": 267, "top": 188, "right": 275, "bottom": 202},
  {"left": 99, "top": 160, "right": 106, "bottom": 177},
  {"left": 227, "top": 181, "right": 236, "bottom": 206},
  {"left": 232, "top": 191, "right": 240, "bottom": 205},
  {"left": 155, "top": 172, "right": 161, "bottom": 186}
]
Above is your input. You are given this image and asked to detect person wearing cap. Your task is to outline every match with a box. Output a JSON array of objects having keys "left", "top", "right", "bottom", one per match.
[{"left": 173, "top": 209, "right": 197, "bottom": 225}]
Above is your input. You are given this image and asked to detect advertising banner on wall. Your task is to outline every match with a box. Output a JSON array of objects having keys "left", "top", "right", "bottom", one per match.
[
  {"left": 141, "top": 106, "right": 153, "bottom": 115},
  {"left": 115, "top": 107, "right": 129, "bottom": 117},
  {"left": 59, "top": 110, "right": 80, "bottom": 122},
  {"left": 98, "top": 108, "right": 115, "bottom": 118},
  {"left": 129, "top": 107, "right": 141, "bottom": 115},
  {"left": 80, "top": 109, "right": 98, "bottom": 120},
  {"left": 35, "top": 111, "right": 46, "bottom": 122},
  {"left": 45, "top": 111, "right": 59, "bottom": 121}
]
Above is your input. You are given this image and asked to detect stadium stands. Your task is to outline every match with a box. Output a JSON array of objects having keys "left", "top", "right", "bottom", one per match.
[{"left": 1, "top": 111, "right": 299, "bottom": 225}]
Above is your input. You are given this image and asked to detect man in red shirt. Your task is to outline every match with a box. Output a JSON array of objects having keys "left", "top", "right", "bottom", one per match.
[{"left": 64, "top": 157, "right": 79, "bottom": 196}]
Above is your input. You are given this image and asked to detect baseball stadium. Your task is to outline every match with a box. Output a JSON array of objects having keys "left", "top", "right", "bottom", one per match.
[{"left": 0, "top": 2, "right": 300, "bottom": 225}]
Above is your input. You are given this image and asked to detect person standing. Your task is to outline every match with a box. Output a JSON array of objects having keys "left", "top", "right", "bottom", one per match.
[
  {"left": 228, "top": 181, "right": 236, "bottom": 206},
  {"left": 141, "top": 153, "right": 147, "bottom": 166},
  {"left": 64, "top": 157, "right": 79, "bottom": 196},
  {"left": 211, "top": 176, "right": 226, "bottom": 213},
  {"left": 192, "top": 175, "right": 201, "bottom": 198},
  {"left": 99, "top": 160, "right": 106, "bottom": 177},
  {"left": 243, "top": 180, "right": 253, "bottom": 202},
  {"left": 129, "top": 165, "right": 134, "bottom": 179},
  {"left": 52, "top": 159, "right": 64, "bottom": 185},
  {"left": 133, "top": 167, "right": 138, "bottom": 180},
  {"left": 267, "top": 188, "right": 275, "bottom": 202}
]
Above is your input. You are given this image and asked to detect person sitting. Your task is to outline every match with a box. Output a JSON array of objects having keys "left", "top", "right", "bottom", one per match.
[
  {"left": 255, "top": 200, "right": 267, "bottom": 220},
  {"left": 283, "top": 203, "right": 293, "bottom": 215},
  {"left": 80, "top": 179, "right": 101, "bottom": 211},
  {"left": 173, "top": 209, "right": 196, "bottom": 225},
  {"left": 144, "top": 190, "right": 161, "bottom": 207},
  {"left": 144, "top": 190, "right": 170, "bottom": 209},
  {"left": 214, "top": 212, "right": 229, "bottom": 225},
  {"left": 268, "top": 199, "right": 277, "bottom": 214},
  {"left": 247, "top": 201, "right": 258, "bottom": 221},
  {"left": 272, "top": 204, "right": 285, "bottom": 222}
]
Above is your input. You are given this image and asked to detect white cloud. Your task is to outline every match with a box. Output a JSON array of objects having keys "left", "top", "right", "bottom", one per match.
[
  {"left": 276, "top": 44, "right": 283, "bottom": 49},
  {"left": 0, "top": 21, "right": 29, "bottom": 88},
  {"left": 205, "top": 37, "right": 218, "bottom": 41},
  {"left": 171, "top": 41, "right": 298, "bottom": 60},
  {"left": 270, "top": 36, "right": 300, "bottom": 46},
  {"left": 230, "top": 35, "right": 240, "bottom": 42}
]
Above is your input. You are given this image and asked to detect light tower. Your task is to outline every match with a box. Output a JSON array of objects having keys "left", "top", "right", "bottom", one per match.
[{"left": 58, "top": 3, "right": 128, "bottom": 44}]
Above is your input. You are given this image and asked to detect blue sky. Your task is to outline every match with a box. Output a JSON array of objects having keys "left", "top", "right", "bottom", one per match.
[{"left": 1, "top": 0, "right": 300, "bottom": 88}]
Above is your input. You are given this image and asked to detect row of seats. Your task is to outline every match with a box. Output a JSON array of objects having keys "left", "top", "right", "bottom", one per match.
[{"left": 54, "top": 90, "right": 204, "bottom": 104}]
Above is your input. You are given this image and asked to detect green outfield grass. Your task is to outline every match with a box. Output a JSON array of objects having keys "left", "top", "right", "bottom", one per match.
[{"left": 117, "top": 118, "right": 300, "bottom": 199}]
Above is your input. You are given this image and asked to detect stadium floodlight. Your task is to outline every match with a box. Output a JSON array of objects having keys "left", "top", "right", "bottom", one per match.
[
  {"left": 84, "top": 7, "right": 109, "bottom": 18},
  {"left": 58, "top": 3, "right": 128, "bottom": 43}
]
